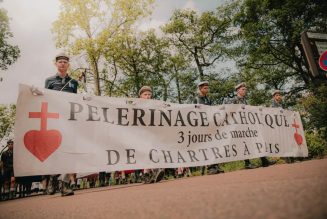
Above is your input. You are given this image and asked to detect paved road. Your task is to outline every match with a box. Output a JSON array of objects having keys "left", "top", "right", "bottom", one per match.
[{"left": 1, "top": 159, "right": 327, "bottom": 219}]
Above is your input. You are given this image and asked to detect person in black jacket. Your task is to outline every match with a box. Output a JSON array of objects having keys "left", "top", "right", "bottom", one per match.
[{"left": 1, "top": 139, "right": 15, "bottom": 200}]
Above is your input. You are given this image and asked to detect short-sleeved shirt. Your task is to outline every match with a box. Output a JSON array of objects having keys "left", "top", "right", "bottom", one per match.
[
  {"left": 193, "top": 95, "right": 212, "bottom": 106},
  {"left": 45, "top": 74, "right": 78, "bottom": 93}
]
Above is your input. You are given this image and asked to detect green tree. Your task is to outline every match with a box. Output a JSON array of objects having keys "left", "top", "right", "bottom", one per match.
[
  {"left": 103, "top": 31, "right": 149, "bottom": 97},
  {"left": 162, "top": 4, "right": 237, "bottom": 81},
  {"left": 305, "top": 131, "right": 327, "bottom": 158},
  {"left": 106, "top": 29, "right": 197, "bottom": 102},
  {"left": 0, "top": 7, "right": 20, "bottom": 72},
  {"left": 233, "top": 0, "right": 327, "bottom": 96},
  {"left": 52, "top": 0, "right": 153, "bottom": 96},
  {"left": 103, "top": 29, "right": 178, "bottom": 100},
  {"left": 167, "top": 54, "right": 191, "bottom": 103},
  {"left": 300, "top": 84, "right": 327, "bottom": 140},
  {"left": 230, "top": 0, "right": 327, "bottom": 144},
  {"left": 140, "top": 30, "right": 176, "bottom": 101},
  {"left": 0, "top": 104, "right": 15, "bottom": 146}
]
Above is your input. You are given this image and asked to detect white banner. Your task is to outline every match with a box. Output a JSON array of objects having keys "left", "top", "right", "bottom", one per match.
[{"left": 14, "top": 84, "right": 308, "bottom": 176}]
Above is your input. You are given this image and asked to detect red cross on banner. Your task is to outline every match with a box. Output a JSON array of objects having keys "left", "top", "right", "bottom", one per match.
[
  {"left": 23, "top": 102, "right": 62, "bottom": 162},
  {"left": 292, "top": 119, "right": 303, "bottom": 146}
]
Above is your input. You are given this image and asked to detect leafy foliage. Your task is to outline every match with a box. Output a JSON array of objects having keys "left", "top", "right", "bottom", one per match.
[
  {"left": 0, "top": 104, "right": 16, "bottom": 145},
  {"left": 52, "top": 0, "right": 154, "bottom": 95},
  {"left": 0, "top": 7, "right": 20, "bottom": 71},
  {"left": 305, "top": 131, "right": 327, "bottom": 158},
  {"left": 233, "top": 0, "right": 327, "bottom": 95},
  {"left": 162, "top": 3, "right": 238, "bottom": 81},
  {"left": 300, "top": 84, "right": 327, "bottom": 140}
]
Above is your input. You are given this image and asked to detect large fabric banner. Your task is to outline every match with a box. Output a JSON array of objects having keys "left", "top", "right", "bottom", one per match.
[{"left": 14, "top": 84, "right": 308, "bottom": 176}]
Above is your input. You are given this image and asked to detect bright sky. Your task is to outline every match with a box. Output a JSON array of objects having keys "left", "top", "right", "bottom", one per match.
[{"left": 0, "top": 0, "right": 222, "bottom": 104}]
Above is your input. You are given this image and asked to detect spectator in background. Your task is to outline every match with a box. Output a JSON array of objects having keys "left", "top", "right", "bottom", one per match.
[
  {"left": 271, "top": 90, "right": 284, "bottom": 108},
  {"left": 1, "top": 139, "right": 15, "bottom": 200}
]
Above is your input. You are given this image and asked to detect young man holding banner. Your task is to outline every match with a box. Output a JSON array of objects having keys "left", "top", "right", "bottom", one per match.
[
  {"left": 138, "top": 86, "right": 165, "bottom": 183},
  {"left": 193, "top": 81, "right": 224, "bottom": 175},
  {"left": 229, "top": 83, "right": 276, "bottom": 168},
  {"left": 44, "top": 53, "right": 78, "bottom": 196},
  {"left": 271, "top": 90, "right": 294, "bottom": 164}
]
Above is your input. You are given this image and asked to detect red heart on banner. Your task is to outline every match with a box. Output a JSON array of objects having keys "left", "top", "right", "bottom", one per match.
[
  {"left": 294, "top": 133, "right": 303, "bottom": 146},
  {"left": 24, "top": 130, "right": 62, "bottom": 162}
]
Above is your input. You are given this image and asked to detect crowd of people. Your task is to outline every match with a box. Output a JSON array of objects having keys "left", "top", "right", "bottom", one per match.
[{"left": 0, "top": 53, "right": 294, "bottom": 201}]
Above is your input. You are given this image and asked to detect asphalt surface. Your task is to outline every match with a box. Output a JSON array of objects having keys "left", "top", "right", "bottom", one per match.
[{"left": 1, "top": 159, "right": 327, "bottom": 219}]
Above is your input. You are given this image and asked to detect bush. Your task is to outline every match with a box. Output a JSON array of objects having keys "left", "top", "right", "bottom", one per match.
[
  {"left": 305, "top": 131, "right": 327, "bottom": 158},
  {"left": 301, "top": 84, "right": 327, "bottom": 141}
]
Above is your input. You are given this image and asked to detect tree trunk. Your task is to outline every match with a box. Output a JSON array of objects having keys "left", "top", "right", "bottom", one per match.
[
  {"left": 109, "top": 59, "right": 118, "bottom": 97},
  {"left": 132, "top": 59, "right": 141, "bottom": 96},
  {"left": 163, "top": 83, "right": 168, "bottom": 101},
  {"left": 90, "top": 57, "right": 101, "bottom": 96},
  {"left": 174, "top": 67, "right": 182, "bottom": 104},
  {"left": 193, "top": 51, "right": 204, "bottom": 80}
]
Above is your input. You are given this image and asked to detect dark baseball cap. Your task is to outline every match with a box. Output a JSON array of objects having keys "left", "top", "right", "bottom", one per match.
[{"left": 55, "top": 52, "right": 69, "bottom": 61}]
